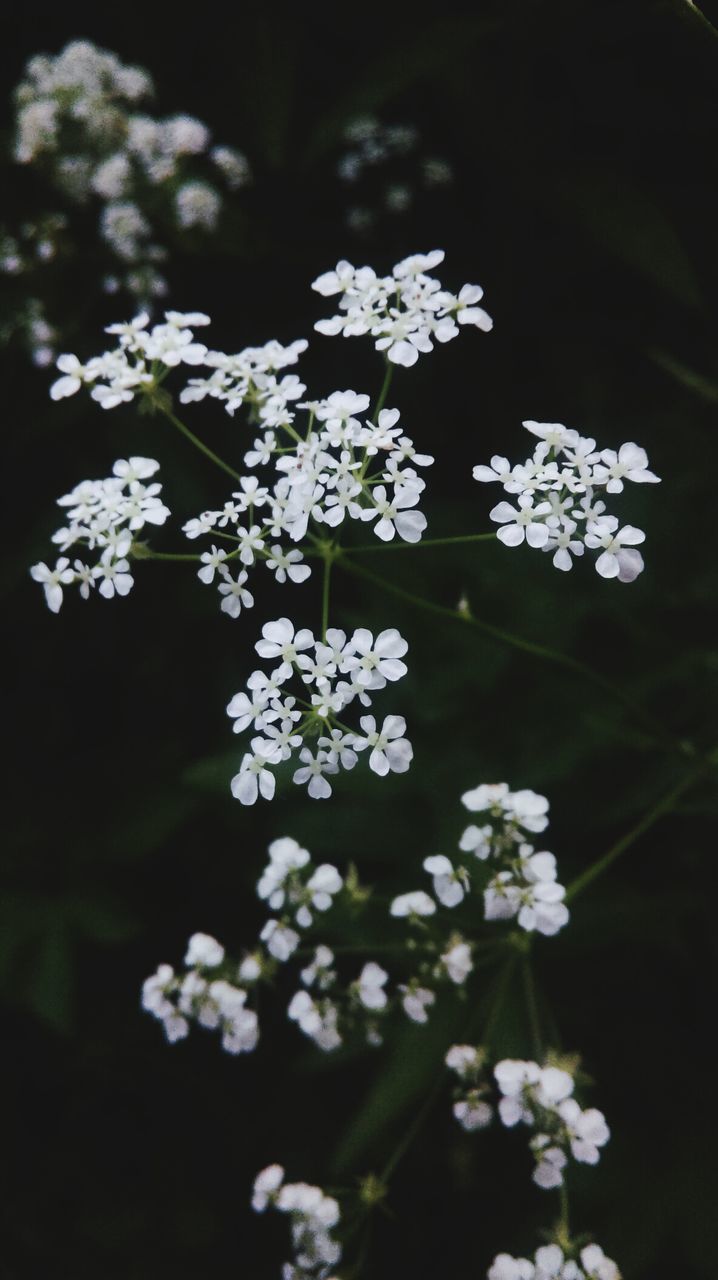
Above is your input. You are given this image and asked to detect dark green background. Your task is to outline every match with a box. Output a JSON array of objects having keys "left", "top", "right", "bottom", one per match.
[{"left": 3, "top": 4, "right": 717, "bottom": 1277}]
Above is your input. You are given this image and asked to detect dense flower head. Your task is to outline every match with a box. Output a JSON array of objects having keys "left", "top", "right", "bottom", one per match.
[
  {"left": 488, "top": 1243, "right": 621, "bottom": 1280},
  {"left": 474, "top": 420, "right": 660, "bottom": 582},
  {"left": 418, "top": 783, "right": 572, "bottom": 938},
  {"left": 494, "top": 1058, "right": 610, "bottom": 1188},
  {"left": 11, "top": 40, "right": 251, "bottom": 322},
  {"left": 252, "top": 1165, "right": 342, "bottom": 1278},
  {"left": 312, "top": 249, "right": 492, "bottom": 365},
  {"left": 227, "top": 620, "right": 412, "bottom": 805},
  {"left": 30, "top": 455, "right": 170, "bottom": 611}
]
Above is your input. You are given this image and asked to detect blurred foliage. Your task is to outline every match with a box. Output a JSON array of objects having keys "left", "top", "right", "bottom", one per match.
[{"left": 3, "top": 3, "right": 718, "bottom": 1278}]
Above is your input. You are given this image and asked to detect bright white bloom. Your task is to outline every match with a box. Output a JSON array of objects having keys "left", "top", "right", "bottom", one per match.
[
  {"left": 399, "top": 982, "right": 435, "bottom": 1024},
  {"left": 390, "top": 890, "right": 436, "bottom": 918},
  {"left": 487, "top": 1242, "right": 621, "bottom": 1280},
  {"left": 440, "top": 939, "right": 473, "bottom": 984},
  {"left": 356, "top": 962, "right": 389, "bottom": 1010},
  {"left": 260, "top": 919, "right": 300, "bottom": 962},
  {"left": 184, "top": 933, "right": 225, "bottom": 968},
  {"left": 313, "top": 250, "right": 492, "bottom": 364},
  {"left": 423, "top": 854, "right": 466, "bottom": 908},
  {"left": 217, "top": 567, "right": 254, "bottom": 617},
  {"left": 474, "top": 420, "right": 659, "bottom": 581},
  {"left": 29, "top": 557, "right": 74, "bottom": 612},
  {"left": 356, "top": 714, "right": 413, "bottom": 776},
  {"left": 494, "top": 1058, "right": 609, "bottom": 1188}
]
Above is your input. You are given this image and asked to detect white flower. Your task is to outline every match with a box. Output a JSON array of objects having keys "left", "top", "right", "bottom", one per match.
[
  {"left": 488, "top": 1254, "right": 535, "bottom": 1280},
  {"left": 399, "top": 983, "right": 435, "bottom": 1023},
  {"left": 592, "top": 442, "right": 660, "bottom": 492},
  {"left": 423, "top": 854, "right": 466, "bottom": 907},
  {"left": 293, "top": 748, "right": 338, "bottom": 800},
  {"left": 197, "top": 545, "right": 227, "bottom": 584},
  {"left": 458, "top": 823, "right": 493, "bottom": 858},
  {"left": 490, "top": 495, "right": 553, "bottom": 548},
  {"left": 356, "top": 962, "right": 389, "bottom": 1010},
  {"left": 557, "top": 1098, "right": 610, "bottom": 1164},
  {"left": 531, "top": 1138, "right": 568, "bottom": 1189},
  {"left": 390, "top": 890, "right": 436, "bottom": 918},
  {"left": 230, "top": 738, "right": 280, "bottom": 805},
  {"left": 92, "top": 552, "right": 134, "bottom": 599},
  {"left": 584, "top": 519, "right": 645, "bottom": 582},
  {"left": 522, "top": 420, "right": 579, "bottom": 451},
  {"left": 30, "top": 557, "right": 74, "bottom": 612},
  {"left": 218, "top": 567, "right": 254, "bottom": 617},
  {"left": 260, "top": 919, "right": 300, "bottom": 962},
  {"left": 341, "top": 627, "right": 408, "bottom": 687},
  {"left": 255, "top": 617, "right": 314, "bottom": 680},
  {"left": 184, "top": 933, "right": 225, "bottom": 968},
  {"left": 441, "top": 940, "right": 473, "bottom": 984},
  {"left": 453, "top": 1097, "right": 493, "bottom": 1131},
  {"left": 252, "top": 1164, "right": 285, "bottom": 1212},
  {"left": 306, "top": 863, "right": 343, "bottom": 911},
  {"left": 356, "top": 714, "right": 413, "bottom": 776},
  {"left": 365, "top": 483, "right": 426, "bottom": 543},
  {"left": 266, "top": 545, "right": 311, "bottom": 584},
  {"left": 445, "top": 1044, "right": 483, "bottom": 1077},
  {"left": 580, "top": 1245, "right": 621, "bottom": 1280}
]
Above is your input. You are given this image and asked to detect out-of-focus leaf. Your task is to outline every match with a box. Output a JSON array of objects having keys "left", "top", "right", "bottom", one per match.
[
  {"left": 555, "top": 166, "right": 701, "bottom": 307},
  {"left": 648, "top": 347, "right": 718, "bottom": 402},
  {"left": 27, "top": 923, "right": 73, "bottom": 1032}
]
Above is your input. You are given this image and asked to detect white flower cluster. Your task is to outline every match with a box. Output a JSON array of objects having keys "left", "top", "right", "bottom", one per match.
[
  {"left": 474, "top": 420, "right": 661, "bottom": 581},
  {"left": 252, "top": 1164, "right": 341, "bottom": 1279},
  {"left": 227, "top": 621, "right": 413, "bottom": 804},
  {"left": 495, "top": 1059, "right": 610, "bottom": 1189},
  {"left": 445, "top": 1044, "right": 494, "bottom": 1131},
  {"left": 392, "top": 783, "right": 568, "bottom": 938},
  {"left": 12, "top": 40, "right": 250, "bottom": 302},
  {"left": 142, "top": 829, "right": 480, "bottom": 1057},
  {"left": 337, "top": 115, "right": 452, "bottom": 234},
  {"left": 30, "top": 455, "right": 170, "bottom": 612},
  {"left": 488, "top": 1243, "right": 620, "bottom": 1280},
  {"left": 141, "top": 932, "right": 258, "bottom": 1053},
  {"left": 49, "top": 310, "right": 210, "bottom": 408},
  {"left": 312, "top": 249, "right": 492, "bottom": 366}
]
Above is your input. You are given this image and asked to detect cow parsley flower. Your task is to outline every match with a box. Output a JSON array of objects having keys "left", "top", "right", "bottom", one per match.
[
  {"left": 474, "top": 420, "right": 660, "bottom": 581},
  {"left": 494, "top": 1058, "right": 610, "bottom": 1187},
  {"left": 30, "top": 457, "right": 170, "bottom": 612},
  {"left": 313, "top": 249, "right": 492, "bottom": 365}
]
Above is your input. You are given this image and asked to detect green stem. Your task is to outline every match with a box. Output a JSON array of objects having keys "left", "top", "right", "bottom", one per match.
[
  {"left": 566, "top": 763, "right": 708, "bottom": 902},
  {"left": 482, "top": 952, "right": 519, "bottom": 1049},
  {"left": 159, "top": 405, "right": 244, "bottom": 483},
  {"left": 321, "top": 551, "right": 333, "bottom": 641},
  {"left": 373, "top": 361, "right": 394, "bottom": 420},
  {"left": 344, "top": 532, "right": 497, "bottom": 554},
  {"left": 337, "top": 556, "right": 670, "bottom": 745},
  {"left": 378, "top": 1072, "right": 445, "bottom": 1185},
  {"left": 522, "top": 959, "right": 543, "bottom": 1059},
  {"left": 557, "top": 1184, "right": 571, "bottom": 1247}
]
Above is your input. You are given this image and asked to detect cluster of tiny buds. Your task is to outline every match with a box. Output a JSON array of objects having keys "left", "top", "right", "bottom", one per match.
[
  {"left": 252, "top": 1164, "right": 342, "bottom": 1279},
  {"left": 488, "top": 1243, "right": 620, "bottom": 1280},
  {"left": 13, "top": 40, "right": 250, "bottom": 302},
  {"left": 337, "top": 114, "right": 452, "bottom": 234},
  {"left": 445, "top": 1050, "right": 610, "bottom": 1190},
  {"left": 474, "top": 420, "right": 660, "bottom": 581}
]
